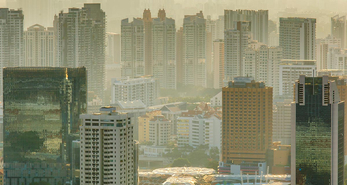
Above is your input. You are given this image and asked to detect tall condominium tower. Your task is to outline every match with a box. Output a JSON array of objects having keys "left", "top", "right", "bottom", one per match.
[
  {"left": 331, "top": 15, "right": 346, "bottom": 49},
  {"left": 224, "top": 10, "right": 268, "bottom": 44},
  {"left": 143, "top": 9, "right": 153, "bottom": 75},
  {"left": 292, "top": 75, "right": 344, "bottom": 185},
  {"left": 3, "top": 67, "right": 87, "bottom": 185},
  {"left": 121, "top": 18, "right": 145, "bottom": 78},
  {"left": 316, "top": 35, "right": 341, "bottom": 70},
  {"left": 224, "top": 21, "right": 251, "bottom": 81},
  {"left": 24, "top": 24, "right": 56, "bottom": 67},
  {"left": 106, "top": 32, "right": 121, "bottom": 64},
  {"left": 213, "top": 39, "right": 224, "bottom": 89},
  {"left": 183, "top": 11, "right": 207, "bottom": 87},
  {"left": 80, "top": 107, "right": 138, "bottom": 185},
  {"left": 57, "top": 3, "right": 105, "bottom": 104},
  {"left": 0, "top": 8, "right": 24, "bottom": 96},
  {"left": 176, "top": 27, "right": 184, "bottom": 85},
  {"left": 279, "top": 17, "right": 316, "bottom": 60},
  {"left": 152, "top": 10, "right": 176, "bottom": 89},
  {"left": 222, "top": 77, "right": 273, "bottom": 164}
]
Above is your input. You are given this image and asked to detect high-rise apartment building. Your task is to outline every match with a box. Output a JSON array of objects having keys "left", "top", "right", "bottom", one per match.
[
  {"left": 152, "top": 10, "right": 176, "bottom": 89},
  {"left": 80, "top": 107, "right": 138, "bottom": 185},
  {"left": 149, "top": 115, "right": 172, "bottom": 146},
  {"left": 316, "top": 35, "right": 341, "bottom": 70},
  {"left": 331, "top": 15, "right": 346, "bottom": 49},
  {"left": 57, "top": 3, "right": 105, "bottom": 103},
  {"left": 24, "top": 24, "right": 56, "bottom": 67},
  {"left": 224, "top": 9, "right": 268, "bottom": 44},
  {"left": 273, "top": 99, "right": 292, "bottom": 145},
  {"left": 3, "top": 67, "right": 87, "bottom": 185},
  {"left": 121, "top": 18, "right": 145, "bottom": 78},
  {"left": 176, "top": 27, "right": 184, "bottom": 85},
  {"left": 278, "top": 60, "right": 316, "bottom": 100},
  {"left": 224, "top": 21, "right": 251, "bottom": 81},
  {"left": 106, "top": 32, "right": 121, "bottom": 64},
  {"left": 183, "top": 11, "right": 207, "bottom": 87},
  {"left": 143, "top": 9, "right": 153, "bottom": 75},
  {"left": 279, "top": 17, "right": 316, "bottom": 60},
  {"left": 327, "top": 48, "right": 347, "bottom": 70},
  {"left": 222, "top": 77, "right": 273, "bottom": 164},
  {"left": 292, "top": 75, "right": 344, "bottom": 185},
  {"left": 112, "top": 76, "right": 158, "bottom": 107},
  {"left": 0, "top": 8, "right": 24, "bottom": 96},
  {"left": 206, "top": 15, "right": 224, "bottom": 42},
  {"left": 213, "top": 40, "right": 224, "bottom": 89}
]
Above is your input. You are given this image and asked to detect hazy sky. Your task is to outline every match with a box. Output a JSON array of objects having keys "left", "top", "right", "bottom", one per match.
[{"left": 1, "top": 0, "right": 347, "bottom": 38}]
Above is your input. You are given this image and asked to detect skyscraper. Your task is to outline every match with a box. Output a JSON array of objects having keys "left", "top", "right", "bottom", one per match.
[
  {"left": 0, "top": 8, "right": 24, "bottom": 96},
  {"left": 224, "top": 21, "right": 251, "bottom": 81},
  {"left": 279, "top": 17, "right": 316, "bottom": 60},
  {"left": 152, "top": 10, "right": 176, "bottom": 89},
  {"left": 143, "top": 9, "right": 153, "bottom": 75},
  {"left": 224, "top": 9, "right": 268, "bottom": 44},
  {"left": 57, "top": 3, "right": 106, "bottom": 104},
  {"left": 331, "top": 15, "right": 346, "bottom": 49},
  {"left": 3, "top": 67, "right": 87, "bottom": 185},
  {"left": 24, "top": 24, "right": 56, "bottom": 67},
  {"left": 292, "top": 75, "right": 344, "bottom": 185},
  {"left": 183, "top": 11, "right": 207, "bottom": 87},
  {"left": 213, "top": 39, "right": 224, "bottom": 89},
  {"left": 106, "top": 32, "right": 121, "bottom": 64},
  {"left": 121, "top": 18, "right": 145, "bottom": 78},
  {"left": 221, "top": 77, "right": 273, "bottom": 164},
  {"left": 80, "top": 107, "right": 138, "bottom": 185},
  {"left": 176, "top": 27, "right": 184, "bottom": 85}
]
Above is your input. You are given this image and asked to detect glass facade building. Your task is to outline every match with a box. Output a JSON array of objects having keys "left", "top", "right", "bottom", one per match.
[
  {"left": 292, "top": 75, "right": 344, "bottom": 185},
  {"left": 3, "top": 67, "right": 87, "bottom": 185}
]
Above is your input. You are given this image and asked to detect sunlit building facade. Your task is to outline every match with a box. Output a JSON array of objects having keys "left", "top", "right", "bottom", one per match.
[{"left": 3, "top": 67, "right": 87, "bottom": 185}]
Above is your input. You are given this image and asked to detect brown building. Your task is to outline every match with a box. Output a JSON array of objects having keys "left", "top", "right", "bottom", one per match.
[
  {"left": 222, "top": 77, "right": 273, "bottom": 164},
  {"left": 266, "top": 142, "right": 291, "bottom": 175}
]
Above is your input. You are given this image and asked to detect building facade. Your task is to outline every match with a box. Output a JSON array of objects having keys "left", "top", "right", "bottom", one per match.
[
  {"left": 138, "top": 110, "right": 162, "bottom": 143},
  {"left": 224, "top": 9, "right": 268, "bottom": 44},
  {"left": 222, "top": 77, "right": 273, "bottom": 164},
  {"left": 213, "top": 40, "right": 224, "bottom": 89},
  {"left": 106, "top": 32, "right": 121, "bottom": 64},
  {"left": 80, "top": 107, "right": 137, "bottom": 185},
  {"left": 149, "top": 115, "right": 171, "bottom": 146},
  {"left": 331, "top": 15, "right": 346, "bottom": 49},
  {"left": 3, "top": 67, "right": 87, "bottom": 185},
  {"left": 24, "top": 24, "right": 55, "bottom": 67},
  {"left": 273, "top": 99, "right": 292, "bottom": 145},
  {"left": 183, "top": 11, "right": 207, "bottom": 87},
  {"left": 112, "top": 76, "right": 158, "bottom": 107},
  {"left": 291, "top": 75, "right": 344, "bottom": 185},
  {"left": 279, "top": 17, "right": 316, "bottom": 60}
]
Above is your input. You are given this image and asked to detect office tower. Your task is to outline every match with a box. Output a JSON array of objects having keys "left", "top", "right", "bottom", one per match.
[
  {"left": 112, "top": 76, "right": 158, "bottom": 107},
  {"left": 279, "top": 17, "right": 316, "bottom": 60},
  {"left": 177, "top": 103, "right": 221, "bottom": 150},
  {"left": 273, "top": 99, "right": 292, "bottom": 145},
  {"left": 149, "top": 115, "right": 171, "bottom": 146},
  {"left": 278, "top": 60, "right": 316, "bottom": 100},
  {"left": 152, "top": 10, "right": 176, "bottom": 89},
  {"left": 138, "top": 110, "right": 162, "bottom": 143},
  {"left": 24, "top": 24, "right": 56, "bottom": 67},
  {"left": 106, "top": 32, "right": 121, "bottom": 64},
  {"left": 224, "top": 10, "right": 268, "bottom": 44},
  {"left": 213, "top": 40, "right": 224, "bottom": 89},
  {"left": 292, "top": 75, "right": 344, "bottom": 185},
  {"left": 0, "top": 8, "right": 24, "bottom": 96},
  {"left": 3, "top": 67, "right": 87, "bottom": 185},
  {"left": 243, "top": 45, "right": 283, "bottom": 88},
  {"left": 143, "top": 9, "right": 153, "bottom": 75},
  {"left": 331, "top": 15, "right": 346, "bottom": 49},
  {"left": 316, "top": 35, "right": 341, "bottom": 70},
  {"left": 176, "top": 27, "right": 184, "bottom": 85},
  {"left": 222, "top": 77, "right": 272, "bottom": 164},
  {"left": 183, "top": 11, "right": 207, "bottom": 87},
  {"left": 224, "top": 21, "right": 251, "bottom": 81},
  {"left": 121, "top": 18, "right": 145, "bottom": 78},
  {"left": 57, "top": 3, "right": 106, "bottom": 104},
  {"left": 80, "top": 107, "right": 137, "bottom": 185}
]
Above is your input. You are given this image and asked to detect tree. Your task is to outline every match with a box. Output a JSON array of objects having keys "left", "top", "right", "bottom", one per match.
[
  {"left": 206, "top": 160, "right": 219, "bottom": 171},
  {"left": 209, "top": 147, "right": 219, "bottom": 161},
  {"left": 171, "top": 158, "right": 191, "bottom": 167}
]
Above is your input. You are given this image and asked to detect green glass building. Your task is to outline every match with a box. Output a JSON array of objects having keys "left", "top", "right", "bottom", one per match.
[
  {"left": 292, "top": 75, "right": 344, "bottom": 185},
  {"left": 3, "top": 67, "right": 87, "bottom": 185}
]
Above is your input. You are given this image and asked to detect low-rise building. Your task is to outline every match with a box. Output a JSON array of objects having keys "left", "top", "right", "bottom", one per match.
[
  {"left": 210, "top": 91, "right": 222, "bottom": 107},
  {"left": 149, "top": 115, "right": 172, "bottom": 146},
  {"left": 138, "top": 110, "right": 162, "bottom": 143}
]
